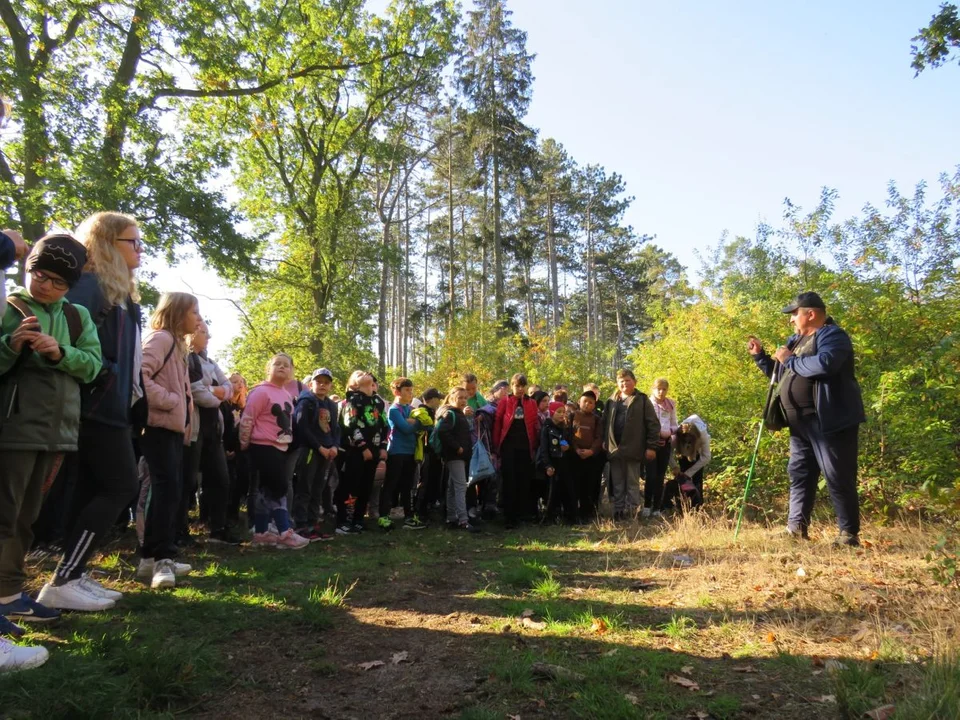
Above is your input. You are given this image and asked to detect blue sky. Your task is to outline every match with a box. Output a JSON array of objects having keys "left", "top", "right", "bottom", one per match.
[{"left": 150, "top": 0, "right": 959, "bottom": 362}]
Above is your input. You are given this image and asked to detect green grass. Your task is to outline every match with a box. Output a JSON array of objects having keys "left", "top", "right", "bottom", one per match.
[
  {"left": 1, "top": 517, "right": 956, "bottom": 719},
  {"left": 661, "top": 614, "right": 698, "bottom": 640}
]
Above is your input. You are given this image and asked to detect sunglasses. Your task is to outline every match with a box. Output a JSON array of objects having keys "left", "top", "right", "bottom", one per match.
[
  {"left": 116, "top": 236, "right": 144, "bottom": 251},
  {"left": 31, "top": 270, "right": 70, "bottom": 291}
]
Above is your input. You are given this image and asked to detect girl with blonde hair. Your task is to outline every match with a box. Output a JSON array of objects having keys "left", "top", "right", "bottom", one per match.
[
  {"left": 36, "top": 213, "right": 144, "bottom": 612},
  {"left": 137, "top": 292, "right": 201, "bottom": 589}
]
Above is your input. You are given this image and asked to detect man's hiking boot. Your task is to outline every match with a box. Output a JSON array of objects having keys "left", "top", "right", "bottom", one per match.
[{"left": 832, "top": 530, "right": 860, "bottom": 548}]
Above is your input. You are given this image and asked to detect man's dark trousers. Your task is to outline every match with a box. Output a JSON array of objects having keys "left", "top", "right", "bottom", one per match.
[{"left": 787, "top": 415, "right": 860, "bottom": 536}]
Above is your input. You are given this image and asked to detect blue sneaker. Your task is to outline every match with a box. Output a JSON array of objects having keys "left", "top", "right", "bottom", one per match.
[
  {"left": 0, "top": 593, "right": 61, "bottom": 623},
  {"left": 0, "top": 614, "right": 25, "bottom": 637}
]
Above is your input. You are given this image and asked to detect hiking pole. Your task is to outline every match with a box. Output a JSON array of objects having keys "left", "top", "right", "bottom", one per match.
[{"left": 734, "top": 362, "right": 779, "bottom": 540}]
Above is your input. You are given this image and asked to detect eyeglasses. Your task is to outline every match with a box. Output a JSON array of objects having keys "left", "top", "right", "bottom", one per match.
[
  {"left": 31, "top": 270, "right": 70, "bottom": 291},
  {"left": 116, "top": 236, "right": 143, "bottom": 251}
]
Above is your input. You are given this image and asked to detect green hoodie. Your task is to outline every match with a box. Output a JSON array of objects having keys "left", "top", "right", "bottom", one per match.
[{"left": 0, "top": 287, "right": 102, "bottom": 450}]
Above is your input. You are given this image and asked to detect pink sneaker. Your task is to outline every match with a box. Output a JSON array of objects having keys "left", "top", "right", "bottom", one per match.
[
  {"left": 251, "top": 532, "right": 279, "bottom": 547},
  {"left": 275, "top": 529, "right": 309, "bottom": 550}
]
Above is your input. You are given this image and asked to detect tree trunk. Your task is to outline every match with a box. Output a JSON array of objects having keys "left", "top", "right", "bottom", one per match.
[
  {"left": 492, "top": 147, "right": 505, "bottom": 319},
  {"left": 447, "top": 103, "right": 456, "bottom": 326},
  {"left": 377, "top": 220, "right": 391, "bottom": 377}
]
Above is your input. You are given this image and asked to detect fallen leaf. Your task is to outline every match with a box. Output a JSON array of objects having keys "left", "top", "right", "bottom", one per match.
[
  {"left": 851, "top": 626, "right": 870, "bottom": 643},
  {"left": 681, "top": 665, "right": 694, "bottom": 674},
  {"left": 796, "top": 566, "right": 807, "bottom": 577},
  {"left": 507, "top": 715, "right": 521, "bottom": 720},
  {"left": 668, "top": 674, "right": 700, "bottom": 691},
  {"left": 764, "top": 632, "right": 777, "bottom": 643},
  {"left": 733, "top": 665, "right": 759, "bottom": 673},
  {"left": 603, "top": 649, "right": 618, "bottom": 657},
  {"left": 455, "top": 559, "right": 468, "bottom": 564},
  {"left": 520, "top": 608, "right": 536, "bottom": 619},
  {"left": 818, "top": 695, "right": 837, "bottom": 703},
  {"left": 865, "top": 704, "right": 896, "bottom": 720},
  {"left": 811, "top": 655, "right": 825, "bottom": 667},
  {"left": 536, "top": 699, "right": 546, "bottom": 709},
  {"left": 357, "top": 660, "right": 384, "bottom": 671},
  {"left": 469, "top": 616, "right": 483, "bottom": 625},
  {"left": 391, "top": 651, "right": 409, "bottom": 665},
  {"left": 624, "top": 693, "right": 640, "bottom": 706},
  {"left": 590, "top": 618, "right": 608, "bottom": 635},
  {"left": 752, "top": 694, "right": 760, "bottom": 700},
  {"left": 687, "top": 712, "right": 710, "bottom": 720}
]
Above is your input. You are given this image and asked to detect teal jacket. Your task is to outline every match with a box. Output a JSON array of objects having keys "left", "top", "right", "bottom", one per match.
[{"left": 0, "top": 287, "right": 102, "bottom": 450}]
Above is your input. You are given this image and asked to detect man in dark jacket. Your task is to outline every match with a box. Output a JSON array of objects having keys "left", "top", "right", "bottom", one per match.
[
  {"left": 603, "top": 369, "right": 659, "bottom": 521},
  {"left": 748, "top": 291, "right": 865, "bottom": 547}
]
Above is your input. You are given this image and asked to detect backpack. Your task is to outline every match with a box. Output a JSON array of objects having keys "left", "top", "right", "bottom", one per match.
[{"left": 428, "top": 409, "right": 453, "bottom": 454}]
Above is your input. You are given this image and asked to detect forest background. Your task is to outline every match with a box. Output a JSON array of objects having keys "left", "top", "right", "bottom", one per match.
[{"left": 1, "top": 0, "right": 959, "bottom": 536}]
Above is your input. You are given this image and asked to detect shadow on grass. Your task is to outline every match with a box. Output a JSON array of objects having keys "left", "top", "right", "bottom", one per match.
[{"left": 3, "top": 525, "right": 951, "bottom": 720}]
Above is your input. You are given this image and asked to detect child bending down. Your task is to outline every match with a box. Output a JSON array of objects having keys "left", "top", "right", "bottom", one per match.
[{"left": 240, "top": 354, "right": 308, "bottom": 550}]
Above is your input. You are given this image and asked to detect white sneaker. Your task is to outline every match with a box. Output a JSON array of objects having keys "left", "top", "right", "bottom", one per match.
[
  {"left": 36, "top": 580, "right": 115, "bottom": 612},
  {"left": 0, "top": 637, "right": 49, "bottom": 673},
  {"left": 640, "top": 507, "right": 652, "bottom": 518},
  {"left": 275, "top": 529, "right": 309, "bottom": 550},
  {"left": 80, "top": 574, "right": 123, "bottom": 601},
  {"left": 137, "top": 558, "right": 192, "bottom": 579},
  {"left": 151, "top": 559, "right": 176, "bottom": 589},
  {"left": 267, "top": 521, "right": 279, "bottom": 535}
]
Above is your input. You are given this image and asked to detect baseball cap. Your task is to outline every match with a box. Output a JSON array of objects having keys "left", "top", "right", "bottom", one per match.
[
  {"left": 311, "top": 367, "right": 334, "bottom": 380},
  {"left": 490, "top": 379, "right": 509, "bottom": 393},
  {"left": 781, "top": 291, "right": 826, "bottom": 313}
]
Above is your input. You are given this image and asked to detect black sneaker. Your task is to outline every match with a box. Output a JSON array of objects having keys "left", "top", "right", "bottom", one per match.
[
  {"left": 335, "top": 524, "right": 358, "bottom": 536},
  {"left": 459, "top": 522, "right": 481, "bottom": 534},
  {"left": 208, "top": 527, "right": 243, "bottom": 545}
]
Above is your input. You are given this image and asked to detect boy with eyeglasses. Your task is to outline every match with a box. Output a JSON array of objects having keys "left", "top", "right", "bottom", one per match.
[{"left": 0, "top": 234, "right": 102, "bottom": 672}]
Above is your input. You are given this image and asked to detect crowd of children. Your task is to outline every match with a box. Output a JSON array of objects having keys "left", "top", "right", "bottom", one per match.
[{"left": 0, "top": 222, "right": 711, "bottom": 673}]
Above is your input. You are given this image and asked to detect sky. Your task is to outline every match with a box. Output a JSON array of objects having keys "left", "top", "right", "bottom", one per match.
[{"left": 146, "top": 0, "right": 960, "bottom": 365}]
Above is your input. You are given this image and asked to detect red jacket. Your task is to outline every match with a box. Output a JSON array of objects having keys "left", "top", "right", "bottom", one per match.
[{"left": 494, "top": 394, "right": 540, "bottom": 457}]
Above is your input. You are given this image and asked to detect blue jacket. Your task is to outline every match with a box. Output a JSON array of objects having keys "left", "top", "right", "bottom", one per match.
[
  {"left": 67, "top": 272, "right": 143, "bottom": 428},
  {"left": 753, "top": 320, "right": 865, "bottom": 434},
  {"left": 293, "top": 389, "right": 341, "bottom": 450},
  {"left": 387, "top": 402, "right": 418, "bottom": 455}
]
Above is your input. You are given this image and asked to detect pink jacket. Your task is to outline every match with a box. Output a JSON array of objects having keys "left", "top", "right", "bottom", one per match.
[{"left": 142, "top": 329, "right": 193, "bottom": 437}]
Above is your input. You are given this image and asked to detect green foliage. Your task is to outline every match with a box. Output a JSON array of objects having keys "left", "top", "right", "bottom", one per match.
[
  {"left": 926, "top": 534, "right": 960, "bottom": 588},
  {"left": 912, "top": 3, "right": 960, "bottom": 74}
]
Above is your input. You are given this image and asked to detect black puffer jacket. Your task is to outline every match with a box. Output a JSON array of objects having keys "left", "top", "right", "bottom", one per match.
[
  {"left": 67, "top": 272, "right": 143, "bottom": 428},
  {"left": 436, "top": 405, "right": 472, "bottom": 462}
]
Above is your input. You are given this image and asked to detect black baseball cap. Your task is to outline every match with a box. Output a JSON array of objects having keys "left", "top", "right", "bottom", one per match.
[{"left": 782, "top": 291, "right": 826, "bottom": 313}]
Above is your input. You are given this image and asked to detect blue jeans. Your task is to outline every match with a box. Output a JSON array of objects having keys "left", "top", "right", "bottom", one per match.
[{"left": 787, "top": 415, "right": 860, "bottom": 535}]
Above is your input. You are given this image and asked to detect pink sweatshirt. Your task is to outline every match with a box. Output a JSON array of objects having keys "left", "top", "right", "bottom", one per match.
[{"left": 239, "top": 382, "right": 296, "bottom": 451}]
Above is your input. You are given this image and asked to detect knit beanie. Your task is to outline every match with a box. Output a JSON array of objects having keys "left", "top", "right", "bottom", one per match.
[
  {"left": 548, "top": 401, "right": 566, "bottom": 417},
  {"left": 25, "top": 233, "right": 86, "bottom": 288}
]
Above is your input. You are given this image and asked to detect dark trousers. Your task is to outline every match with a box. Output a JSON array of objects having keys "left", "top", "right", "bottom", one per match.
[
  {"left": 292, "top": 447, "right": 332, "bottom": 527},
  {"left": 644, "top": 441, "right": 671, "bottom": 510},
  {"left": 787, "top": 416, "right": 860, "bottom": 535},
  {"left": 0, "top": 451, "right": 57, "bottom": 596},
  {"left": 570, "top": 453, "right": 601, "bottom": 521},
  {"left": 200, "top": 433, "right": 231, "bottom": 531},
  {"left": 545, "top": 465, "right": 575, "bottom": 522},
  {"left": 500, "top": 446, "right": 533, "bottom": 525},
  {"left": 55, "top": 422, "right": 139, "bottom": 583},
  {"left": 179, "top": 437, "right": 202, "bottom": 535},
  {"left": 334, "top": 450, "right": 377, "bottom": 526},
  {"left": 380, "top": 453, "right": 416, "bottom": 519},
  {"left": 415, "top": 452, "right": 443, "bottom": 519},
  {"left": 140, "top": 427, "right": 184, "bottom": 560},
  {"left": 226, "top": 450, "right": 251, "bottom": 524}
]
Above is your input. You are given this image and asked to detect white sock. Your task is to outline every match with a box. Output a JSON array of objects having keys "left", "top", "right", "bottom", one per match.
[{"left": 0, "top": 593, "right": 21, "bottom": 604}]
